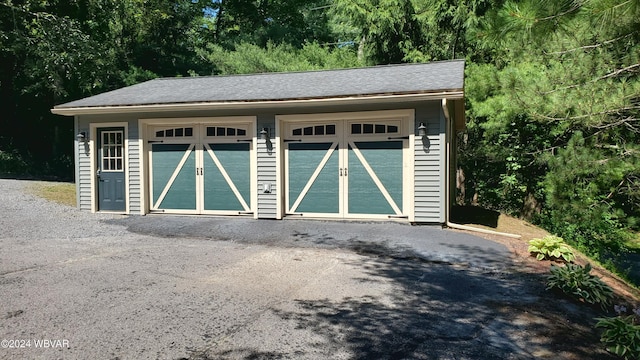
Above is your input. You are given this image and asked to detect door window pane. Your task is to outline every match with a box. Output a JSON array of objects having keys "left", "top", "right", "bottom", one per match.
[{"left": 101, "top": 131, "right": 124, "bottom": 172}]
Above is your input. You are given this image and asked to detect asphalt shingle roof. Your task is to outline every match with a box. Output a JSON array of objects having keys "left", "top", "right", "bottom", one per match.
[{"left": 55, "top": 60, "right": 464, "bottom": 109}]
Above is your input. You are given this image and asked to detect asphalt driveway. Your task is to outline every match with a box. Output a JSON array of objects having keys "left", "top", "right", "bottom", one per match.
[{"left": 0, "top": 179, "right": 612, "bottom": 359}]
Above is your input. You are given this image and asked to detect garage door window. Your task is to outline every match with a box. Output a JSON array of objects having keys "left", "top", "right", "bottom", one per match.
[{"left": 155, "top": 127, "right": 194, "bottom": 138}]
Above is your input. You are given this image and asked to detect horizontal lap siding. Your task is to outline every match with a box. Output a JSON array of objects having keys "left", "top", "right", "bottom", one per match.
[
  {"left": 76, "top": 116, "right": 139, "bottom": 213},
  {"left": 127, "top": 121, "right": 140, "bottom": 214},
  {"left": 414, "top": 102, "right": 444, "bottom": 223},
  {"left": 257, "top": 117, "right": 277, "bottom": 218},
  {"left": 77, "top": 118, "right": 92, "bottom": 210}
]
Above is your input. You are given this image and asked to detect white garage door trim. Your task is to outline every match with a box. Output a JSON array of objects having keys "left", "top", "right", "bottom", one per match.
[
  {"left": 276, "top": 109, "right": 415, "bottom": 221},
  {"left": 139, "top": 117, "right": 257, "bottom": 217}
]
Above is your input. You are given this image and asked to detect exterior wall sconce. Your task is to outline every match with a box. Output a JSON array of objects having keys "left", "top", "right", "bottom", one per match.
[
  {"left": 417, "top": 122, "right": 427, "bottom": 137},
  {"left": 260, "top": 127, "right": 273, "bottom": 154},
  {"left": 260, "top": 128, "right": 270, "bottom": 141},
  {"left": 77, "top": 131, "right": 88, "bottom": 144},
  {"left": 418, "top": 122, "right": 430, "bottom": 153}
]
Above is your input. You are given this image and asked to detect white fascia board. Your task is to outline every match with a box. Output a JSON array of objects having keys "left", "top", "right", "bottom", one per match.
[{"left": 51, "top": 91, "right": 464, "bottom": 116}]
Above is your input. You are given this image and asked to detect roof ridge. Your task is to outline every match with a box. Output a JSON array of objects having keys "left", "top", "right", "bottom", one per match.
[{"left": 151, "top": 59, "right": 466, "bottom": 81}]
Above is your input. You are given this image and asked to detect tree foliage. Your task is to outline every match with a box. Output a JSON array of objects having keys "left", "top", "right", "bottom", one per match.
[
  {"left": 464, "top": 0, "right": 640, "bottom": 257},
  {"left": 199, "top": 41, "right": 362, "bottom": 75}
]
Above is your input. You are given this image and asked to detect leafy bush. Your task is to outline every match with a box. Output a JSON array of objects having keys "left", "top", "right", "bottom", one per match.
[
  {"left": 596, "top": 307, "right": 640, "bottom": 360},
  {"left": 528, "top": 235, "right": 575, "bottom": 262},
  {"left": 546, "top": 263, "right": 613, "bottom": 309},
  {"left": 0, "top": 149, "right": 30, "bottom": 175},
  {"left": 540, "top": 211, "right": 632, "bottom": 261}
]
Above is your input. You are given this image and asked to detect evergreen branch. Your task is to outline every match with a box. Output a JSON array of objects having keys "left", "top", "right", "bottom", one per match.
[
  {"left": 606, "top": 179, "right": 626, "bottom": 200},
  {"left": 545, "top": 32, "right": 636, "bottom": 55},
  {"left": 541, "top": 63, "right": 640, "bottom": 94},
  {"left": 536, "top": 4, "right": 581, "bottom": 22},
  {"left": 531, "top": 106, "right": 640, "bottom": 121},
  {"left": 601, "top": 63, "right": 640, "bottom": 80}
]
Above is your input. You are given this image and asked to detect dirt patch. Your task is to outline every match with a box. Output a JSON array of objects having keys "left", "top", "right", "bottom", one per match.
[
  {"left": 450, "top": 206, "right": 640, "bottom": 305},
  {"left": 447, "top": 215, "right": 640, "bottom": 359}
]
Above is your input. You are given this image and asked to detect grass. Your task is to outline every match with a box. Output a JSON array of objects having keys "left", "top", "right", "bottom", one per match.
[
  {"left": 450, "top": 205, "right": 549, "bottom": 241},
  {"left": 28, "top": 182, "right": 76, "bottom": 207},
  {"left": 452, "top": 205, "right": 640, "bottom": 296}
]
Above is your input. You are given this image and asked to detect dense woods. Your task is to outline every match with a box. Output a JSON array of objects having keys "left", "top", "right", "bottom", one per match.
[{"left": 1, "top": 0, "right": 638, "bottom": 266}]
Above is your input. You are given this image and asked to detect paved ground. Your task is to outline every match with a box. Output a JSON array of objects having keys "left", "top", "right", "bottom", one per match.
[{"left": 0, "top": 179, "right": 613, "bottom": 359}]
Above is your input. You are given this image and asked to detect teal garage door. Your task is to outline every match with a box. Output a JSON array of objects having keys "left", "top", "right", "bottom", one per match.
[
  {"left": 149, "top": 124, "right": 253, "bottom": 215},
  {"left": 285, "top": 120, "right": 407, "bottom": 219}
]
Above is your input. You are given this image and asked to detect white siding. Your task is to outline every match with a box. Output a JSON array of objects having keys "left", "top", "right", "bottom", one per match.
[
  {"left": 77, "top": 117, "right": 92, "bottom": 210},
  {"left": 76, "top": 117, "right": 136, "bottom": 213},
  {"left": 413, "top": 102, "right": 444, "bottom": 223},
  {"left": 256, "top": 117, "right": 277, "bottom": 218},
  {"left": 76, "top": 100, "right": 452, "bottom": 222},
  {"left": 127, "top": 123, "right": 141, "bottom": 213}
]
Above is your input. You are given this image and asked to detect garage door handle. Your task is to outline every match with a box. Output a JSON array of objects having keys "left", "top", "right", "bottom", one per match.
[
  {"left": 236, "top": 139, "right": 253, "bottom": 143},
  {"left": 387, "top": 136, "right": 409, "bottom": 140},
  {"left": 283, "top": 139, "right": 302, "bottom": 143}
]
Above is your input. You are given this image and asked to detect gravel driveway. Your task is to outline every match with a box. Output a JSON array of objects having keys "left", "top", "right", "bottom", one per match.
[{"left": 0, "top": 179, "right": 612, "bottom": 360}]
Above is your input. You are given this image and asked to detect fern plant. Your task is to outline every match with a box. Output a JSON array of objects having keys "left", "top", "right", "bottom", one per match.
[
  {"left": 546, "top": 263, "right": 613, "bottom": 309},
  {"left": 528, "top": 235, "right": 575, "bottom": 262}
]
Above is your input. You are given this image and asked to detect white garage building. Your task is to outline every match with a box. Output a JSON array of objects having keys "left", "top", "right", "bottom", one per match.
[{"left": 52, "top": 60, "right": 465, "bottom": 223}]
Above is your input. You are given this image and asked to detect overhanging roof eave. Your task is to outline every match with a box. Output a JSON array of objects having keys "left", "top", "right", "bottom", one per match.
[{"left": 51, "top": 91, "right": 464, "bottom": 116}]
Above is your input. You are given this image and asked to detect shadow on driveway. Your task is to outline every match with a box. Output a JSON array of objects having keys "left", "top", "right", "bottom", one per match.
[
  {"left": 205, "top": 243, "right": 610, "bottom": 360},
  {"left": 106, "top": 216, "right": 613, "bottom": 360},
  {"left": 108, "top": 216, "right": 511, "bottom": 270}
]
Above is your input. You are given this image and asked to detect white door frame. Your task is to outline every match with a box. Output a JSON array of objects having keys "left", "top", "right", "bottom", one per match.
[{"left": 89, "top": 122, "right": 129, "bottom": 214}]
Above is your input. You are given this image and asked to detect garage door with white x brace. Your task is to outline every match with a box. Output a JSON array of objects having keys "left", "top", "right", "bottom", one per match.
[
  {"left": 148, "top": 123, "right": 254, "bottom": 215},
  {"left": 284, "top": 117, "right": 411, "bottom": 219}
]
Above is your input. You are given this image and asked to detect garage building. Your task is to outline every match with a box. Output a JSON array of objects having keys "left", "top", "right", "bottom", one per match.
[{"left": 52, "top": 60, "right": 465, "bottom": 223}]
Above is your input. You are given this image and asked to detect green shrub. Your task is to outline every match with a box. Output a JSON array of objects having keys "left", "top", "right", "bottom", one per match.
[
  {"left": 0, "top": 149, "right": 30, "bottom": 175},
  {"left": 546, "top": 263, "right": 613, "bottom": 309},
  {"left": 596, "top": 308, "right": 640, "bottom": 360},
  {"left": 528, "top": 235, "right": 575, "bottom": 262},
  {"left": 539, "top": 210, "right": 632, "bottom": 262}
]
